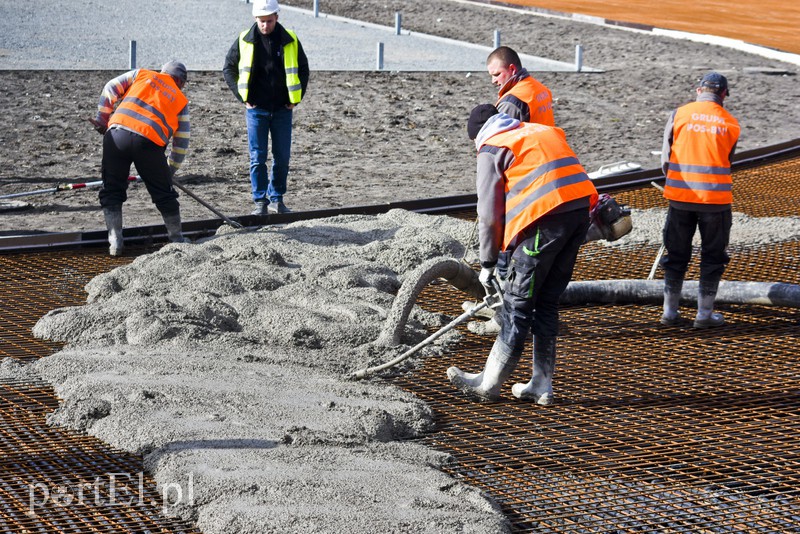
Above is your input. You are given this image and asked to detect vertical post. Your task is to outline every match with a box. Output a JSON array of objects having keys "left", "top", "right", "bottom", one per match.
[
  {"left": 129, "top": 40, "right": 137, "bottom": 69},
  {"left": 395, "top": 12, "right": 402, "bottom": 35},
  {"left": 493, "top": 30, "right": 501, "bottom": 49},
  {"left": 376, "top": 42, "right": 384, "bottom": 70},
  {"left": 313, "top": 0, "right": 319, "bottom": 17},
  {"left": 575, "top": 44, "right": 583, "bottom": 72}
]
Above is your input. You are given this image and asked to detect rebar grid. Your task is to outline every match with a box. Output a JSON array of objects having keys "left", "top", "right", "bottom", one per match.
[{"left": 0, "top": 157, "right": 799, "bottom": 532}]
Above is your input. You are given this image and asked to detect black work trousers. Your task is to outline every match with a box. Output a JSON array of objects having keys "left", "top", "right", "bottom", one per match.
[
  {"left": 660, "top": 205, "right": 731, "bottom": 284},
  {"left": 98, "top": 128, "right": 180, "bottom": 216},
  {"left": 498, "top": 208, "right": 590, "bottom": 352}
]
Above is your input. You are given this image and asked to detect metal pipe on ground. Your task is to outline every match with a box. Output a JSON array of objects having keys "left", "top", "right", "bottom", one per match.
[{"left": 172, "top": 182, "right": 244, "bottom": 230}]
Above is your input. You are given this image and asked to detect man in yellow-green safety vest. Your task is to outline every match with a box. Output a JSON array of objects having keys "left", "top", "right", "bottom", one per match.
[{"left": 223, "top": 0, "right": 309, "bottom": 215}]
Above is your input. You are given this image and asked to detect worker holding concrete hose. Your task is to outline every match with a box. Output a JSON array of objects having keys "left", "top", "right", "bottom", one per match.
[
  {"left": 223, "top": 0, "right": 309, "bottom": 216},
  {"left": 659, "top": 72, "right": 740, "bottom": 328},
  {"left": 89, "top": 61, "right": 191, "bottom": 256},
  {"left": 487, "top": 46, "right": 554, "bottom": 127},
  {"left": 447, "top": 104, "right": 597, "bottom": 405}
]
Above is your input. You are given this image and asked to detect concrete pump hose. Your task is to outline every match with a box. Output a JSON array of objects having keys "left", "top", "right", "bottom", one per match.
[
  {"left": 376, "top": 257, "right": 484, "bottom": 347},
  {"left": 560, "top": 280, "right": 800, "bottom": 308}
]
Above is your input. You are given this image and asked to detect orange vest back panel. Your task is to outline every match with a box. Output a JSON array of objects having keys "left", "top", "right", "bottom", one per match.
[
  {"left": 486, "top": 123, "right": 597, "bottom": 250},
  {"left": 664, "top": 100, "right": 740, "bottom": 205},
  {"left": 109, "top": 70, "right": 188, "bottom": 147}
]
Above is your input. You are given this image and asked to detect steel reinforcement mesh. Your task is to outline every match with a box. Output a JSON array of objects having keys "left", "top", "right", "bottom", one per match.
[
  {"left": 0, "top": 155, "right": 799, "bottom": 532},
  {"left": 0, "top": 248, "right": 200, "bottom": 533}
]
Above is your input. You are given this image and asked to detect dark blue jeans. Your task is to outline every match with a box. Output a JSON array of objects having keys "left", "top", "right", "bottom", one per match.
[
  {"left": 246, "top": 106, "right": 293, "bottom": 203},
  {"left": 661, "top": 206, "right": 732, "bottom": 283}
]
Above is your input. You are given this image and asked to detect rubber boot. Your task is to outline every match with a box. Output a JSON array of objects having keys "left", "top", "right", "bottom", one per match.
[
  {"left": 512, "top": 335, "right": 556, "bottom": 405},
  {"left": 660, "top": 274, "right": 684, "bottom": 325},
  {"left": 694, "top": 279, "right": 724, "bottom": 329},
  {"left": 447, "top": 338, "right": 521, "bottom": 402},
  {"left": 103, "top": 207, "right": 124, "bottom": 256},
  {"left": 162, "top": 213, "right": 189, "bottom": 243}
]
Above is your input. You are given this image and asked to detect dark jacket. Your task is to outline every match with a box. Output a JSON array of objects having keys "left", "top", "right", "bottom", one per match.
[{"left": 222, "top": 22, "right": 309, "bottom": 110}]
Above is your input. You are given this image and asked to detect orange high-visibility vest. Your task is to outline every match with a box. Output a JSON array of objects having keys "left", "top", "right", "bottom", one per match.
[
  {"left": 108, "top": 70, "right": 188, "bottom": 147},
  {"left": 497, "top": 76, "right": 554, "bottom": 126},
  {"left": 664, "top": 100, "right": 740, "bottom": 205},
  {"left": 485, "top": 123, "right": 598, "bottom": 250}
]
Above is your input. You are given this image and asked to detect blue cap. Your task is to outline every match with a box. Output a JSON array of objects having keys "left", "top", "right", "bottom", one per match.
[{"left": 699, "top": 72, "right": 728, "bottom": 94}]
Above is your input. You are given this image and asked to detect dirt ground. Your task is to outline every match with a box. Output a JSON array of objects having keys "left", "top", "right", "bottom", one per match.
[{"left": 1, "top": 0, "right": 799, "bottom": 235}]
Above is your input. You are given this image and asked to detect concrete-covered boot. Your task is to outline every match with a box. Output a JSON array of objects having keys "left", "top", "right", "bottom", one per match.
[
  {"left": 103, "top": 206, "right": 124, "bottom": 256},
  {"left": 447, "top": 338, "right": 521, "bottom": 402},
  {"left": 694, "top": 279, "right": 724, "bottom": 329},
  {"left": 512, "top": 335, "right": 557, "bottom": 405},
  {"left": 162, "top": 213, "right": 189, "bottom": 243},
  {"left": 660, "top": 274, "right": 684, "bottom": 325}
]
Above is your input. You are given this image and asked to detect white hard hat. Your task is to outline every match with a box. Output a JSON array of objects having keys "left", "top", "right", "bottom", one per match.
[{"left": 252, "top": 0, "right": 279, "bottom": 17}]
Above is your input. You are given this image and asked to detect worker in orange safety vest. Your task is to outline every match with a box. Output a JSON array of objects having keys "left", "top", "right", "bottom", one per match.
[
  {"left": 659, "top": 71, "right": 740, "bottom": 329},
  {"left": 487, "top": 46, "right": 555, "bottom": 126},
  {"left": 447, "top": 104, "right": 597, "bottom": 406},
  {"left": 89, "top": 61, "right": 191, "bottom": 256}
]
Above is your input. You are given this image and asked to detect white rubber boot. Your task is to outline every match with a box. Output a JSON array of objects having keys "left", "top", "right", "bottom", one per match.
[
  {"left": 447, "top": 338, "right": 520, "bottom": 402},
  {"left": 694, "top": 280, "right": 724, "bottom": 329},
  {"left": 162, "top": 213, "right": 189, "bottom": 243},
  {"left": 103, "top": 207, "right": 124, "bottom": 256},
  {"left": 512, "top": 335, "right": 556, "bottom": 405},
  {"left": 660, "top": 274, "right": 683, "bottom": 325}
]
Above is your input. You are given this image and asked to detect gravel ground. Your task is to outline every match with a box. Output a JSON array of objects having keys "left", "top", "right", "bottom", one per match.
[{"left": 1, "top": 0, "right": 799, "bottom": 234}]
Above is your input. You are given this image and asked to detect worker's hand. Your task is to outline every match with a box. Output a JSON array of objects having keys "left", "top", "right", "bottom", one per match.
[
  {"left": 479, "top": 266, "right": 497, "bottom": 296},
  {"left": 88, "top": 118, "right": 107, "bottom": 135}
]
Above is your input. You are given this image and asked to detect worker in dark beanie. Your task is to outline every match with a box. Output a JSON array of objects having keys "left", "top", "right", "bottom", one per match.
[
  {"left": 659, "top": 71, "right": 740, "bottom": 328},
  {"left": 89, "top": 60, "right": 191, "bottom": 256},
  {"left": 449, "top": 104, "right": 598, "bottom": 405}
]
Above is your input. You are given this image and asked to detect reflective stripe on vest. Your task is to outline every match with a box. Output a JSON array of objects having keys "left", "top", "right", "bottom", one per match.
[
  {"left": 108, "top": 70, "right": 187, "bottom": 147},
  {"left": 486, "top": 123, "right": 598, "bottom": 250},
  {"left": 497, "top": 76, "right": 554, "bottom": 126},
  {"left": 664, "top": 100, "right": 740, "bottom": 205},
  {"left": 237, "top": 28, "right": 303, "bottom": 104}
]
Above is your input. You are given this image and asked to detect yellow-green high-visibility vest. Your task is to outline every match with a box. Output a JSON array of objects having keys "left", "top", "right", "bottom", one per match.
[{"left": 237, "top": 28, "right": 302, "bottom": 104}]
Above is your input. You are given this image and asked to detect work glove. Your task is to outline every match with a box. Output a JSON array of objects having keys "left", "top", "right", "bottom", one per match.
[
  {"left": 479, "top": 266, "right": 497, "bottom": 297},
  {"left": 88, "top": 118, "right": 107, "bottom": 135}
]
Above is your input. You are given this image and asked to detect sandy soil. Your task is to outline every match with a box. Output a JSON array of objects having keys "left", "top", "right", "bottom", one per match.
[{"left": 1, "top": 0, "right": 799, "bottom": 235}]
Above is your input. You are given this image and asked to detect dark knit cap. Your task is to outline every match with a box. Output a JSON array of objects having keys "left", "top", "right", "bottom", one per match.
[
  {"left": 161, "top": 61, "right": 188, "bottom": 83},
  {"left": 699, "top": 72, "right": 728, "bottom": 94},
  {"left": 467, "top": 104, "right": 499, "bottom": 140}
]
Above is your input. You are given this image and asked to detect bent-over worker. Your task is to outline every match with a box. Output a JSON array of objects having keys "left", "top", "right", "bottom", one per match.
[
  {"left": 89, "top": 61, "right": 191, "bottom": 256},
  {"left": 448, "top": 104, "right": 598, "bottom": 405}
]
